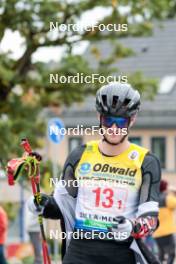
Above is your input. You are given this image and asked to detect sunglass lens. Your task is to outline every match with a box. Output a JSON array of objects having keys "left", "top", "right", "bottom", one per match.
[
  {"left": 101, "top": 116, "right": 129, "bottom": 128},
  {"left": 115, "top": 117, "right": 129, "bottom": 128}
]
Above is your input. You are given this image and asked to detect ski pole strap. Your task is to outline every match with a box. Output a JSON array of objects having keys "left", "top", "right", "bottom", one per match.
[
  {"left": 7, "top": 139, "right": 52, "bottom": 264},
  {"left": 7, "top": 155, "right": 39, "bottom": 185},
  {"left": 7, "top": 158, "right": 26, "bottom": 185}
]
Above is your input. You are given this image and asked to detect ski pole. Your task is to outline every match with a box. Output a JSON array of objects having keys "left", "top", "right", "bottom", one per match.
[{"left": 21, "top": 138, "right": 51, "bottom": 264}]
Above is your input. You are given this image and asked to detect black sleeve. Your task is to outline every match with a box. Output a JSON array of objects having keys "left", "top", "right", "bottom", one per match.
[
  {"left": 139, "top": 153, "right": 161, "bottom": 205},
  {"left": 61, "top": 144, "right": 86, "bottom": 198}
]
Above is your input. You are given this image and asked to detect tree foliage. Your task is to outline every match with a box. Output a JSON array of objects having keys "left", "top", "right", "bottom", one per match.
[{"left": 0, "top": 0, "right": 175, "bottom": 161}]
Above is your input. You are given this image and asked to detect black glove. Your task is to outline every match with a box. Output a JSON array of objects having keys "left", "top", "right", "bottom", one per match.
[{"left": 34, "top": 193, "right": 49, "bottom": 213}]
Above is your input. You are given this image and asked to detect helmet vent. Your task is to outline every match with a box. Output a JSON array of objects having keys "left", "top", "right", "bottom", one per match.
[
  {"left": 102, "top": 95, "right": 107, "bottom": 107},
  {"left": 112, "top": 96, "right": 119, "bottom": 108},
  {"left": 123, "top": 98, "right": 131, "bottom": 106}
]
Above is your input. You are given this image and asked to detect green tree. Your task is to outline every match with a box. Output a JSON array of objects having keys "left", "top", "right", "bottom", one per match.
[{"left": 0, "top": 0, "right": 175, "bottom": 161}]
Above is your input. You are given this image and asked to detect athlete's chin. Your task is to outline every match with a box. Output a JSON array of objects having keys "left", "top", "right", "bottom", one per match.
[{"left": 104, "top": 135, "right": 123, "bottom": 145}]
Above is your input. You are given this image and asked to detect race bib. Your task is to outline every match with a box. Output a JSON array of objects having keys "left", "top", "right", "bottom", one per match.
[
  {"left": 74, "top": 141, "right": 148, "bottom": 232},
  {"left": 75, "top": 179, "right": 129, "bottom": 231}
]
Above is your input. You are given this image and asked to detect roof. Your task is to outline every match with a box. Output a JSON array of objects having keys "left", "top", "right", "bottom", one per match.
[
  {"left": 85, "top": 19, "right": 176, "bottom": 78},
  {"left": 61, "top": 19, "right": 176, "bottom": 129}
]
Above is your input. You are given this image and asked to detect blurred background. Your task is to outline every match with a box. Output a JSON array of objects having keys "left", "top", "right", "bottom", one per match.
[{"left": 0, "top": 0, "right": 176, "bottom": 263}]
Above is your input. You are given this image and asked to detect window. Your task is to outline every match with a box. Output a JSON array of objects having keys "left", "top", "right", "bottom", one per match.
[
  {"left": 129, "top": 137, "right": 141, "bottom": 146},
  {"left": 151, "top": 137, "right": 166, "bottom": 169},
  {"left": 69, "top": 137, "right": 83, "bottom": 152}
]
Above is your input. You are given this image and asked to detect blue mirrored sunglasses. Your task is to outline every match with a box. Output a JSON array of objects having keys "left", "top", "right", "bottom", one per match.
[{"left": 100, "top": 115, "right": 129, "bottom": 128}]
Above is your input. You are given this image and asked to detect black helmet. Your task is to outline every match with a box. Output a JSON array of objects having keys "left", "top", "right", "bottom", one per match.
[{"left": 96, "top": 82, "right": 140, "bottom": 117}]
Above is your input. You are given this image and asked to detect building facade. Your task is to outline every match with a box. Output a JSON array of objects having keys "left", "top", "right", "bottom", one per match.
[{"left": 52, "top": 20, "right": 176, "bottom": 185}]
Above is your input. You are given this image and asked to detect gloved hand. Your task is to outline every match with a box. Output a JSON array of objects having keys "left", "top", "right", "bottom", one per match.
[
  {"left": 27, "top": 193, "right": 49, "bottom": 214},
  {"left": 108, "top": 216, "right": 133, "bottom": 241},
  {"left": 34, "top": 193, "right": 49, "bottom": 213},
  {"left": 131, "top": 216, "right": 158, "bottom": 239}
]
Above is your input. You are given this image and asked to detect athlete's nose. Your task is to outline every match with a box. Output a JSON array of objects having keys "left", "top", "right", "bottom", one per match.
[
  {"left": 109, "top": 123, "right": 119, "bottom": 134},
  {"left": 111, "top": 123, "right": 118, "bottom": 129}
]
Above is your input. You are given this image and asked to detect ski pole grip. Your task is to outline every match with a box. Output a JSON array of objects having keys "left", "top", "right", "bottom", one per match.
[{"left": 21, "top": 138, "right": 32, "bottom": 153}]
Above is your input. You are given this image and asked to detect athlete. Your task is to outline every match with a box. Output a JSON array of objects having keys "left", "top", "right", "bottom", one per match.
[{"left": 29, "top": 82, "right": 161, "bottom": 264}]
